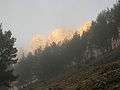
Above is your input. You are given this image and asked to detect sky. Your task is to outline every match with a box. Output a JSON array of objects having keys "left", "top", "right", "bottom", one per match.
[{"left": 0, "top": 0, "right": 117, "bottom": 48}]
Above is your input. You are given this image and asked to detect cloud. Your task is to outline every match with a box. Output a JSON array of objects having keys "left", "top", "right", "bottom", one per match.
[{"left": 28, "top": 22, "right": 91, "bottom": 53}]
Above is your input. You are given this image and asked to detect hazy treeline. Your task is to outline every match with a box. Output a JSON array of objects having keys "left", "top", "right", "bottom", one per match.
[{"left": 15, "top": 1, "right": 120, "bottom": 87}]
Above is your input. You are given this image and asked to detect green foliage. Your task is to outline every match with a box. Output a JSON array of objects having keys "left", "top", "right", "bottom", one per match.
[{"left": 0, "top": 24, "right": 18, "bottom": 87}]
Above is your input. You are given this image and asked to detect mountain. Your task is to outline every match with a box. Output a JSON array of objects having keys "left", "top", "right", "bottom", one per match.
[
  {"left": 28, "top": 22, "right": 91, "bottom": 52},
  {"left": 28, "top": 35, "right": 48, "bottom": 53},
  {"left": 47, "top": 29, "right": 74, "bottom": 44},
  {"left": 77, "top": 22, "right": 91, "bottom": 36}
]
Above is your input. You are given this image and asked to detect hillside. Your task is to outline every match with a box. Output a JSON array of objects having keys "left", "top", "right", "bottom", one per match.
[
  {"left": 34, "top": 48, "right": 120, "bottom": 90},
  {"left": 14, "top": 1, "right": 120, "bottom": 90}
]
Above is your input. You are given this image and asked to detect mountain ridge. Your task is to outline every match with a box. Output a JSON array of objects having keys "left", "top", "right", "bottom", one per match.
[{"left": 28, "top": 22, "right": 91, "bottom": 53}]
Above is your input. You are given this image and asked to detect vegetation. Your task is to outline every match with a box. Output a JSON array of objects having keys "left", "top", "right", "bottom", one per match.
[
  {"left": 75, "top": 61, "right": 120, "bottom": 90},
  {"left": 0, "top": 24, "right": 18, "bottom": 87},
  {"left": 15, "top": 0, "right": 120, "bottom": 89}
]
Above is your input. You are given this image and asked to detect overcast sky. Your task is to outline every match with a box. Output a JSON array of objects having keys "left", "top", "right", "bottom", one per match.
[{"left": 0, "top": 0, "right": 116, "bottom": 48}]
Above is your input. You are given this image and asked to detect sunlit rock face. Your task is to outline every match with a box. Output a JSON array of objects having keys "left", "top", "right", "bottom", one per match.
[
  {"left": 28, "top": 29, "right": 74, "bottom": 53},
  {"left": 77, "top": 22, "right": 92, "bottom": 36},
  {"left": 47, "top": 29, "right": 74, "bottom": 44},
  {"left": 28, "top": 35, "right": 48, "bottom": 53},
  {"left": 28, "top": 22, "right": 91, "bottom": 53}
]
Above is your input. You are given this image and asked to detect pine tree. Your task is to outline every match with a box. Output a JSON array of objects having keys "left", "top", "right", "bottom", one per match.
[{"left": 0, "top": 23, "right": 18, "bottom": 87}]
